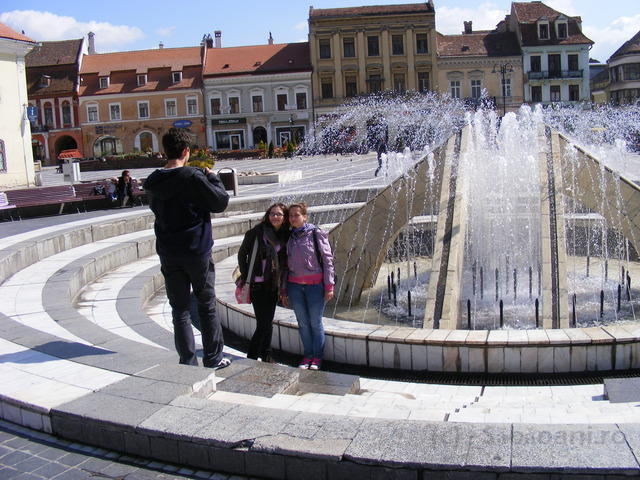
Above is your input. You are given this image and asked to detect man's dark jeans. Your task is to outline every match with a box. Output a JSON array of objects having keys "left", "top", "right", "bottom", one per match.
[{"left": 160, "top": 254, "right": 224, "bottom": 367}]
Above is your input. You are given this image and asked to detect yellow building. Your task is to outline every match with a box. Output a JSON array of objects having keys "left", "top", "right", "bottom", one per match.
[{"left": 308, "top": 3, "right": 436, "bottom": 117}]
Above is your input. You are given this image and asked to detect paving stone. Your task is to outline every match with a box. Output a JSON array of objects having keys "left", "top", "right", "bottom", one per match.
[
  {"left": 1, "top": 451, "right": 32, "bottom": 467},
  {"left": 74, "top": 456, "right": 112, "bottom": 474},
  {"left": 252, "top": 434, "right": 350, "bottom": 462},
  {"left": 98, "top": 376, "right": 192, "bottom": 405},
  {"left": 216, "top": 363, "right": 298, "bottom": 397},
  {"left": 11, "top": 456, "right": 48, "bottom": 473},
  {"left": 30, "top": 460, "right": 69, "bottom": 478},
  {"left": 511, "top": 424, "right": 638, "bottom": 474},
  {"left": 51, "top": 468, "right": 94, "bottom": 479},
  {"left": 603, "top": 377, "right": 640, "bottom": 403},
  {"left": 57, "top": 452, "right": 89, "bottom": 467},
  {"left": 34, "top": 447, "right": 68, "bottom": 462},
  {"left": 136, "top": 364, "right": 216, "bottom": 394}
]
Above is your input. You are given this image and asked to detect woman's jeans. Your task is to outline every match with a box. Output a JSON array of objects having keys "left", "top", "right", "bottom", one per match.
[
  {"left": 248, "top": 283, "right": 277, "bottom": 360},
  {"left": 287, "top": 282, "right": 325, "bottom": 359}
]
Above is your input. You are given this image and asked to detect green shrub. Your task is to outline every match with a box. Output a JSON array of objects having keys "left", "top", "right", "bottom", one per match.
[{"left": 268, "top": 141, "right": 274, "bottom": 158}]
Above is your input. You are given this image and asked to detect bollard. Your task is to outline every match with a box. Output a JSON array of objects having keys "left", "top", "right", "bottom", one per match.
[
  {"left": 506, "top": 256, "right": 510, "bottom": 294},
  {"left": 414, "top": 261, "right": 417, "bottom": 279},
  {"left": 529, "top": 266, "right": 533, "bottom": 299},
  {"left": 391, "top": 270, "right": 395, "bottom": 287},
  {"left": 499, "top": 300, "right": 504, "bottom": 328},
  {"left": 513, "top": 268, "right": 517, "bottom": 301},
  {"left": 622, "top": 266, "right": 626, "bottom": 285},
  {"left": 605, "top": 259, "right": 608, "bottom": 281},
  {"left": 627, "top": 273, "right": 632, "bottom": 301},
  {"left": 572, "top": 293, "right": 577, "bottom": 327},
  {"left": 600, "top": 290, "right": 604, "bottom": 318},
  {"left": 408, "top": 291, "right": 412, "bottom": 316},
  {"left": 467, "top": 299, "right": 471, "bottom": 330},
  {"left": 393, "top": 284, "right": 397, "bottom": 307},
  {"left": 495, "top": 268, "right": 499, "bottom": 302},
  {"left": 397, "top": 267, "right": 401, "bottom": 286},
  {"left": 472, "top": 261, "right": 477, "bottom": 296},
  {"left": 618, "top": 284, "right": 621, "bottom": 312},
  {"left": 535, "top": 298, "right": 539, "bottom": 328},
  {"left": 586, "top": 254, "right": 590, "bottom": 277},
  {"left": 480, "top": 266, "right": 484, "bottom": 299},
  {"left": 387, "top": 275, "right": 391, "bottom": 300},
  {"left": 538, "top": 265, "right": 541, "bottom": 297}
]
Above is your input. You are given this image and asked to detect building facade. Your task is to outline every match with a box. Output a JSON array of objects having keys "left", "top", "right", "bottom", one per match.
[
  {"left": 26, "top": 39, "right": 85, "bottom": 166},
  {"left": 608, "top": 30, "right": 640, "bottom": 105},
  {"left": 78, "top": 46, "right": 206, "bottom": 158},
  {"left": 203, "top": 41, "right": 312, "bottom": 149},
  {"left": 436, "top": 22, "right": 523, "bottom": 113},
  {"left": 0, "top": 23, "right": 36, "bottom": 189},
  {"left": 308, "top": 3, "right": 437, "bottom": 117},
  {"left": 506, "top": 2, "right": 593, "bottom": 105}
]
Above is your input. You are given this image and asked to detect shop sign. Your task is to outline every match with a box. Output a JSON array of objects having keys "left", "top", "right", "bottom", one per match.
[
  {"left": 173, "top": 120, "right": 193, "bottom": 128},
  {"left": 212, "top": 117, "right": 246, "bottom": 125},
  {"left": 95, "top": 124, "right": 121, "bottom": 134}
]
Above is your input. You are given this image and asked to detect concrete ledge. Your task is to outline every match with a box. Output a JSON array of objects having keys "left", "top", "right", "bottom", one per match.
[{"left": 238, "top": 170, "right": 303, "bottom": 185}]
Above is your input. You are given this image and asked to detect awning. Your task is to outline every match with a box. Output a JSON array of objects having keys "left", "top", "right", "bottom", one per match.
[{"left": 58, "top": 149, "right": 82, "bottom": 159}]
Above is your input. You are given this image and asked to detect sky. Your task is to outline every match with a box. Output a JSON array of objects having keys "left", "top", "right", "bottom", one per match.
[{"left": 1, "top": 1, "right": 638, "bottom": 63}]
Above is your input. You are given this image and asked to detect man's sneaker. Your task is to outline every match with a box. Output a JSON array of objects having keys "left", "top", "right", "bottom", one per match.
[
  {"left": 213, "top": 357, "right": 231, "bottom": 370},
  {"left": 309, "top": 358, "right": 322, "bottom": 370},
  {"left": 298, "top": 357, "right": 312, "bottom": 369}
]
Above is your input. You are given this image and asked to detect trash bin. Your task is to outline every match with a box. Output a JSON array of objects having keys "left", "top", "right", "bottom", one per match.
[
  {"left": 62, "top": 160, "right": 81, "bottom": 183},
  {"left": 216, "top": 167, "right": 238, "bottom": 196},
  {"left": 34, "top": 172, "right": 43, "bottom": 186}
]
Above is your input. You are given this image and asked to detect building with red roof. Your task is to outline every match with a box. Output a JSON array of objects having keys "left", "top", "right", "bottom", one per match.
[
  {"left": 0, "top": 22, "right": 38, "bottom": 189},
  {"left": 202, "top": 34, "right": 311, "bottom": 149},
  {"left": 26, "top": 38, "right": 86, "bottom": 166},
  {"left": 78, "top": 42, "right": 205, "bottom": 157}
]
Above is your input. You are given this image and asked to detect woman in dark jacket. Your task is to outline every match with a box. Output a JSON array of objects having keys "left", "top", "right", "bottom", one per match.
[
  {"left": 116, "top": 170, "right": 134, "bottom": 207},
  {"left": 237, "top": 203, "right": 289, "bottom": 361}
]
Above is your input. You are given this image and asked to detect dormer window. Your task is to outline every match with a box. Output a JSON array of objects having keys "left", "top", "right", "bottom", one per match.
[
  {"left": 39, "top": 75, "right": 51, "bottom": 88},
  {"left": 99, "top": 76, "right": 109, "bottom": 89},
  {"left": 172, "top": 71, "right": 182, "bottom": 83},
  {"left": 137, "top": 74, "right": 147, "bottom": 86},
  {"left": 538, "top": 21, "right": 550, "bottom": 40},
  {"left": 556, "top": 21, "right": 568, "bottom": 39}
]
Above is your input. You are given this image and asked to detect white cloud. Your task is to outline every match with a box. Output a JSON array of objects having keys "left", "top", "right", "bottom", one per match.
[
  {"left": 294, "top": 21, "right": 307, "bottom": 31},
  {"left": 585, "top": 13, "right": 640, "bottom": 62},
  {"left": 543, "top": 0, "right": 579, "bottom": 17},
  {"left": 155, "top": 26, "right": 176, "bottom": 37},
  {"left": 436, "top": 2, "right": 507, "bottom": 34},
  {"left": 0, "top": 10, "right": 144, "bottom": 52}
]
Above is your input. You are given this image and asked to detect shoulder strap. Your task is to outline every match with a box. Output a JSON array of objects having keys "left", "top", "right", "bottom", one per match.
[
  {"left": 312, "top": 228, "right": 323, "bottom": 270},
  {"left": 247, "top": 237, "right": 259, "bottom": 282}
]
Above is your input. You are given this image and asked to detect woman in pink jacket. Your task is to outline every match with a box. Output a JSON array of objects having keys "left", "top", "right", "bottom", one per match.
[{"left": 283, "top": 202, "right": 335, "bottom": 370}]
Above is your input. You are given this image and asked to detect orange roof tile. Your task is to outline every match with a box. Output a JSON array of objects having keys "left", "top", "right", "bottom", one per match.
[
  {"left": 437, "top": 31, "right": 520, "bottom": 57},
  {"left": 80, "top": 46, "right": 201, "bottom": 75},
  {"left": 0, "top": 22, "right": 35, "bottom": 43},
  {"left": 203, "top": 42, "right": 310, "bottom": 77}
]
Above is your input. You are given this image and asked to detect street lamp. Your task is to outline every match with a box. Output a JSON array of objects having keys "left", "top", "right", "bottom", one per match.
[{"left": 492, "top": 62, "right": 513, "bottom": 116}]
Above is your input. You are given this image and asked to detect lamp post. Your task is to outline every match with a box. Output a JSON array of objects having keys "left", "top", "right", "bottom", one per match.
[{"left": 492, "top": 62, "right": 513, "bottom": 116}]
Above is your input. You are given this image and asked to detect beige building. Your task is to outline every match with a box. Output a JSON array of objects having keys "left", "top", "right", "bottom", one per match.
[
  {"left": 436, "top": 22, "right": 523, "bottom": 113},
  {"left": 308, "top": 3, "right": 437, "bottom": 117},
  {"left": 78, "top": 46, "right": 206, "bottom": 157}
]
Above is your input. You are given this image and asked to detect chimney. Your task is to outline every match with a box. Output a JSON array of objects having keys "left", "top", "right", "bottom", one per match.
[
  {"left": 268, "top": 31, "right": 274, "bottom": 45},
  {"left": 464, "top": 21, "right": 472, "bottom": 34},
  {"left": 88, "top": 31, "right": 96, "bottom": 54},
  {"left": 206, "top": 34, "right": 213, "bottom": 48},
  {"left": 214, "top": 30, "right": 222, "bottom": 48},
  {"left": 159, "top": 41, "right": 164, "bottom": 49}
]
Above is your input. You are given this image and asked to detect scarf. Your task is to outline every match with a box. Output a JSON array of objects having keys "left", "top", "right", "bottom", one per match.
[{"left": 262, "top": 223, "right": 286, "bottom": 291}]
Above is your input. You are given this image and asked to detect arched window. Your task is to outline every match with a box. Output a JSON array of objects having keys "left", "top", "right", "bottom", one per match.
[
  {"left": 93, "top": 136, "right": 122, "bottom": 157},
  {"left": 61, "top": 101, "right": 72, "bottom": 126},
  {"left": 43, "top": 103, "right": 54, "bottom": 128},
  {"left": 134, "top": 130, "right": 157, "bottom": 153}
]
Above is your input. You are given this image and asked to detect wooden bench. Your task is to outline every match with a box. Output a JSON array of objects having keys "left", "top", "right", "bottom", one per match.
[
  {"left": 5, "top": 185, "right": 79, "bottom": 219},
  {"left": 73, "top": 181, "right": 115, "bottom": 211}
]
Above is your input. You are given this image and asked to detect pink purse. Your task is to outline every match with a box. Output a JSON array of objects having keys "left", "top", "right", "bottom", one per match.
[{"left": 235, "top": 238, "right": 258, "bottom": 304}]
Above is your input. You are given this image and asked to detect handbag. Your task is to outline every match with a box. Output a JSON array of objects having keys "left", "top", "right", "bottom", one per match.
[{"left": 235, "top": 237, "right": 258, "bottom": 304}]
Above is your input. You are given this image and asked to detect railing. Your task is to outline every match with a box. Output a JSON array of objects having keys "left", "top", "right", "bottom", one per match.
[{"left": 528, "top": 70, "right": 583, "bottom": 80}]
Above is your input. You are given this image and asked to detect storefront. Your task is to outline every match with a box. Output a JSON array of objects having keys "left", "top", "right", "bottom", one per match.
[{"left": 211, "top": 118, "right": 247, "bottom": 150}]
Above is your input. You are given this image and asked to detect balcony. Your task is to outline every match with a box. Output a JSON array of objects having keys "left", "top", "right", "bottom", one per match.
[
  {"left": 30, "top": 125, "right": 49, "bottom": 133},
  {"left": 528, "top": 70, "right": 584, "bottom": 80}
]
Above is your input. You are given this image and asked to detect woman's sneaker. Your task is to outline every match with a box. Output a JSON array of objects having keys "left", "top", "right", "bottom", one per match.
[
  {"left": 309, "top": 358, "right": 322, "bottom": 370},
  {"left": 298, "top": 357, "right": 312, "bottom": 369}
]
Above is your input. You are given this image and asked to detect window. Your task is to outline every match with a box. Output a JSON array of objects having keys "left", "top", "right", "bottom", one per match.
[
  {"left": 417, "top": 71, "right": 429, "bottom": 92},
  {"left": 277, "top": 93, "right": 288, "bottom": 111},
  {"left": 186, "top": 97, "right": 198, "bottom": 115},
  {"left": 319, "top": 38, "right": 331, "bottom": 59},
  {"left": 539, "top": 23, "right": 549, "bottom": 40},
  {"left": 139, "top": 132, "right": 153, "bottom": 153},
  {"left": 252, "top": 95, "right": 263, "bottom": 112},
  {"left": 109, "top": 103, "right": 121, "bottom": 121},
  {"left": 622, "top": 63, "right": 640, "bottom": 80},
  {"left": 165, "top": 99, "right": 177, "bottom": 116},
  {"left": 0, "top": 139, "right": 5, "bottom": 172},
  {"left": 392, "top": 35, "right": 404, "bottom": 55},
  {"left": 321, "top": 78, "right": 333, "bottom": 99},
  {"left": 210, "top": 98, "right": 221, "bottom": 115},
  {"left": 87, "top": 104, "right": 99, "bottom": 122},
  {"left": 531, "top": 85, "right": 542, "bottom": 102},
  {"left": 172, "top": 71, "right": 182, "bottom": 83},
  {"left": 228, "top": 96, "right": 239, "bottom": 114},
  {"left": 416, "top": 34, "right": 428, "bottom": 54},
  {"left": 569, "top": 84, "right": 580, "bottom": 101},
  {"left": 550, "top": 85, "right": 561, "bottom": 102},
  {"left": 557, "top": 22, "right": 568, "bottom": 39},
  {"left": 367, "top": 36, "right": 379, "bottom": 56},
  {"left": 548, "top": 54, "right": 561, "bottom": 77},
  {"left": 39, "top": 75, "right": 50, "bottom": 88},
  {"left": 501, "top": 78, "right": 512, "bottom": 97},
  {"left": 368, "top": 74, "right": 382, "bottom": 93},
  {"left": 471, "top": 79, "right": 482, "bottom": 99},
  {"left": 295, "top": 92, "right": 307, "bottom": 110},
  {"left": 393, "top": 73, "right": 405, "bottom": 93},
  {"left": 61, "top": 101, "right": 72, "bottom": 126},
  {"left": 138, "top": 101, "right": 149, "bottom": 119},
  {"left": 99, "top": 76, "right": 109, "bottom": 89},
  {"left": 137, "top": 74, "right": 147, "bottom": 86},
  {"left": 530, "top": 55, "right": 541, "bottom": 72},
  {"left": 343, "top": 37, "right": 355, "bottom": 57},
  {"left": 345, "top": 75, "right": 358, "bottom": 97},
  {"left": 450, "top": 80, "right": 461, "bottom": 99},
  {"left": 568, "top": 54, "right": 579, "bottom": 72},
  {"left": 43, "top": 103, "right": 54, "bottom": 127}
]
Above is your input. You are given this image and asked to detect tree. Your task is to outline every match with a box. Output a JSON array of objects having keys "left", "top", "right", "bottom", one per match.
[{"left": 268, "top": 141, "right": 274, "bottom": 158}]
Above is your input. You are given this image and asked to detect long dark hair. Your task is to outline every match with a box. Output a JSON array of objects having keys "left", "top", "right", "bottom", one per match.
[{"left": 262, "top": 203, "right": 289, "bottom": 229}]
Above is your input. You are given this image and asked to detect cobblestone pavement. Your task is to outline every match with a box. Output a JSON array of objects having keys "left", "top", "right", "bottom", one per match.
[{"left": 0, "top": 420, "right": 252, "bottom": 480}]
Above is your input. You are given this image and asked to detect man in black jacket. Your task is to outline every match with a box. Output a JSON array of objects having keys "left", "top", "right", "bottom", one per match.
[{"left": 144, "top": 128, "right": 231, "bottom": 369}]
